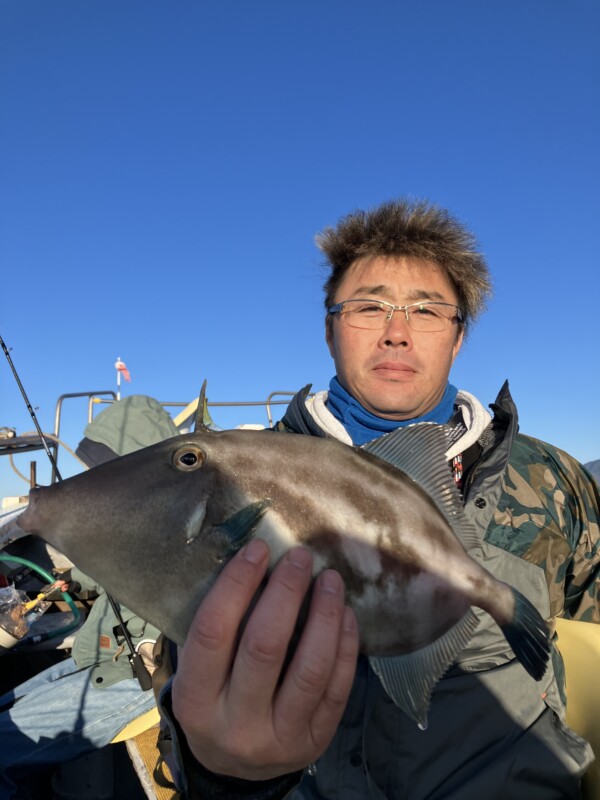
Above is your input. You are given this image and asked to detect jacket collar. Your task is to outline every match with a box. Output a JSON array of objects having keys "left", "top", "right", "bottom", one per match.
[
  {"left": 279, "top": 384, "right": 329, "bottom": 438},
  {"left": 280, "top": 379, "right": 519, "bottom": 450}
]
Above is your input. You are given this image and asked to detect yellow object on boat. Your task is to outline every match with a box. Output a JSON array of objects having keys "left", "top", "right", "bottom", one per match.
[
  {"left": 111, "top": 706, "right": 160, "bottom": 743},
  {"left": 555, "top": 617, "right": 600, "bottom": 799}
]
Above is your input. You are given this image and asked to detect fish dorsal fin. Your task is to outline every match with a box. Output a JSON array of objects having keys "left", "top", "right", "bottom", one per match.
[
  {"left": 193, "top": 380, "right": 218, "bottom": 433},
  {"left": 361, "top": 423, "right": 480, "bottom": 551},
  {"left": 369, "top": 608, "right": 479, "bottom": 728}
]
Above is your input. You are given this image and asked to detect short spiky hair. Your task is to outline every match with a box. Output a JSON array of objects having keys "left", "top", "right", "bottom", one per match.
[{"left": 317, "top": 199, "right": 492, "bottom": 329}]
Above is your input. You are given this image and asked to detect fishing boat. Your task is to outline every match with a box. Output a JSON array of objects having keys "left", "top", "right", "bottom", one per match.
[
  {"left": 1, "top": 387, "right": 599, "bottom": 799},
  {"left": 0, "top": 385, "right": 295, "bottom": 799}
]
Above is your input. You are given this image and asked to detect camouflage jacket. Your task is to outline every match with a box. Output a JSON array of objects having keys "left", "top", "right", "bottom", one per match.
[
  {"left": 278, "top": 380, "right": 599, "bottom": 799},
  {"left": 486, "top": 428, "right": 600, "bottom": 625}
]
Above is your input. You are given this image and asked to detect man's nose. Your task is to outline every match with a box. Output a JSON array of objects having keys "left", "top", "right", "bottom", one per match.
[{"left": 378, "top": 309, "right": 412, "bottom": 348}]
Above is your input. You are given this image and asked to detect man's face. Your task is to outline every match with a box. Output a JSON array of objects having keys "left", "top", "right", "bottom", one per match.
[{"left": 325, "top": 256, "right": 464, "bottom": 420}]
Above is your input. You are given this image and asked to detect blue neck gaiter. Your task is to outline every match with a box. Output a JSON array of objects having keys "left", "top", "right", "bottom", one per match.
[{"left": 327, "top": 376, "right": 458, "bottom": 445}]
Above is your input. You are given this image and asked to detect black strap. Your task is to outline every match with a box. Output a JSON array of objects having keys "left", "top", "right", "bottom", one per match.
[{"left": 106, "top": 594, "right": 153, "bottom": 690}]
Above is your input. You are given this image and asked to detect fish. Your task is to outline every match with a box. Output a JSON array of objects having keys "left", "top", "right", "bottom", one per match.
[{"left": 16, "top": 420, "right": 550, "bottom": 727}]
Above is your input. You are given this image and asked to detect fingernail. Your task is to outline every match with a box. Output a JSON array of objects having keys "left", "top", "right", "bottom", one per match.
[
  {"left": 243, "top": 538, "right": 269, "bottom": 564},
  {"left": 318, "top": 569, "right": 341, "bottom": 594},
  {"left": 287, "top": 546, "right": 312, "bottom": 569}
]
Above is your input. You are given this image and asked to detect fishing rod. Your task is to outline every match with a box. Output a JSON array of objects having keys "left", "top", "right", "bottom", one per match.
[{"left": 0, "top": 333, "right": 63, "bottom": 482}]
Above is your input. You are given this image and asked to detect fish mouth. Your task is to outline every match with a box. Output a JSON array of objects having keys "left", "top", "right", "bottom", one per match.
[{"left": 15, "top": 489, "right": 41, "bottom": 533}]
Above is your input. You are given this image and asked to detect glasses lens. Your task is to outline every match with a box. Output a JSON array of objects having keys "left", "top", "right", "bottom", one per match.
[
  {"left": 407, "top": 303, "right": 457, "bottom": 331},
  {"left": 338, "top": 300, "right": 460, "bottom": 331},
  {"left": 341, "top": 300, "right": 389, "bottom": 329}
]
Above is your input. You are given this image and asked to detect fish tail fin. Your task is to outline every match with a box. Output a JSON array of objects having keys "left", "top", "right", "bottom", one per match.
[{"left": 500, "top": 589, "right": 550, "bottom": 680}]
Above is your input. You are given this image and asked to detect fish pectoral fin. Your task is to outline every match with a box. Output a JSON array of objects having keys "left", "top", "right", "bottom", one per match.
[
  {"left": 217, "top": 500, "right": 271, "bottom": 553},
  {"left": 361, "top": 423, "right": 481, "bottom": 552},
  {"left": 369, "top": 608, "right": 479, "bottom": 729}
]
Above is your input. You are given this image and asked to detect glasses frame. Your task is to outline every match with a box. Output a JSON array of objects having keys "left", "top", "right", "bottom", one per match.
[{"left": 328, "top": 298, "right": 464, "bottom": 331}]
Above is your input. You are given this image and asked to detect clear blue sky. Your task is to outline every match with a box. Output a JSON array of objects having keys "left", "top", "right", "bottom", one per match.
[{"left": 1, "top": 0, "right": 599, "bottom": 499}]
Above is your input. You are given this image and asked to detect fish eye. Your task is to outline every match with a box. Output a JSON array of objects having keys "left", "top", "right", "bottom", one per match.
[{"left": 173, "top": 445, "right": 206, "bottom": 472}]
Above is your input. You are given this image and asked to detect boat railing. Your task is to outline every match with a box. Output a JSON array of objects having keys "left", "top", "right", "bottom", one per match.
[
  {"left": 92, "top": 390, "right": 298, "bottom": 428},
  {"left": 50, "top": 389, "right": 301, "bottom": 483},
  {"left": 52, "top": 391, "right": 118, "bottom": 484}
]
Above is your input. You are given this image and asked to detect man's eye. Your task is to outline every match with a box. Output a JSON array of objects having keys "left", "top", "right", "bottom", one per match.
[
  {"left": 413, "top": 305, "right": 437, "bottom": 316},
  {"left": 356, "top": 304, "right": 385, "bottom": 314}
]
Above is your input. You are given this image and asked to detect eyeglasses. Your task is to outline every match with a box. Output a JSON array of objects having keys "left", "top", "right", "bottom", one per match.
[{"left": 328, "top": 299, "right": 463, "bottom": 332}]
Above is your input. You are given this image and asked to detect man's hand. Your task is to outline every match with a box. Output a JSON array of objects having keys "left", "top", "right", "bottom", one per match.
[{"left": 172, "top": 539, "right": 359, "bottom": 780}]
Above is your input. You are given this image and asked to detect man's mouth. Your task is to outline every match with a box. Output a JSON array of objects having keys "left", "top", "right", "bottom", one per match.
[{"left": 372, "top": 361, "right": 416, "bottom": 378}]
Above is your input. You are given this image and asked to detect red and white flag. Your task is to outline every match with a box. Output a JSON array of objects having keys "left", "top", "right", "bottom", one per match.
[{"left": 115, "top": 358, "right": 131, "bottom": 382}]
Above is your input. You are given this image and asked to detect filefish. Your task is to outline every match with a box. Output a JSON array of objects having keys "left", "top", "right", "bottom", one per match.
[{"left": 17, "top": 421, "right": 550, "bottom": 726}]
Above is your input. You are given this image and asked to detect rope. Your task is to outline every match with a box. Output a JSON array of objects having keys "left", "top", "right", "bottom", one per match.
[{"left": 8, "top": 432, "right": 89, "bottom": 485}]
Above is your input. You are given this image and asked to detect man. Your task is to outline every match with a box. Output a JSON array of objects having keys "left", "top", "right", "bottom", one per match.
[
  {"left": 0, "top": 569, "right": 160, "bottom": 797},
  {"left": 159, "top": 200, "right": 600, "bottom": 798},
  {"left": 0, "top": 394, "right": 176, "bottom": 796}
]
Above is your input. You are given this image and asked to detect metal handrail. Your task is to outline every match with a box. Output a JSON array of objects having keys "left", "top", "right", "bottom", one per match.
[
  {"left": 91, "top": 394, "right": 302, "bottom": 428},
  {"left": 49, "top": 389, "right": 308, "bottom": 483},
  {"left": 92, "top": 397, "right": 295, "bottom": 411},
  {"left": 52, "top": 391, "right": 117, "bottom": 483},
  {"left": 264, "top": 392, "right": 299, "bottom": 428}
]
